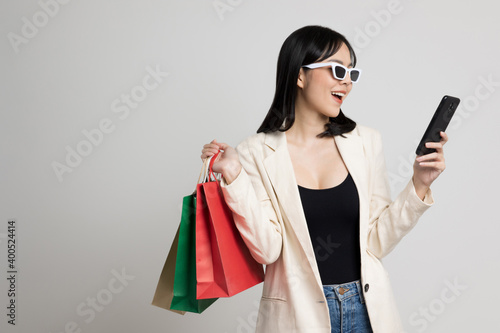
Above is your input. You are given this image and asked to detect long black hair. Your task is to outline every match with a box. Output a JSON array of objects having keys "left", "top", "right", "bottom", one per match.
[{"left": 257, "top": 25, "right": 357, "bottom": 138}]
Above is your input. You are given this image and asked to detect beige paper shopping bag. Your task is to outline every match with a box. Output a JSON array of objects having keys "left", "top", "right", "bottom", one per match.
[{"left": 151, "top": 225, "right": 186, "bottom": 315}]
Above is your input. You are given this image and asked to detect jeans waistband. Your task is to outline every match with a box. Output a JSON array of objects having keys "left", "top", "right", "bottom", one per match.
[{"left": 323, "top": 279, "right": 365, "bottom": 303}]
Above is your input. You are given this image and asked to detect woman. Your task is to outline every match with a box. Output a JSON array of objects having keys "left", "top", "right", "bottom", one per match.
[{"left": 200, "top": 25, "right": 447, "bottom": 333}]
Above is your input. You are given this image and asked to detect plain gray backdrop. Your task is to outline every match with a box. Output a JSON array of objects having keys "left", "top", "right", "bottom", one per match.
[{"left": 1, "top": 0, "right": 499, "bottom": 332}]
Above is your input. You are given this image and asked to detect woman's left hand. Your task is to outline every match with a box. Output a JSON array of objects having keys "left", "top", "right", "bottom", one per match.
[{"left": 412, "top": 131, "right": 448, "bottom": 192}]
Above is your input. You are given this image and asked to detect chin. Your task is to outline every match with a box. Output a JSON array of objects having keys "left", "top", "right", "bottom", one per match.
[{"left": 327, "top": 108, "right": 341, "bottom": 119}]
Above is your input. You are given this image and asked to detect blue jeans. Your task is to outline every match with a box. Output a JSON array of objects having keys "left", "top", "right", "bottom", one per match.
[{"left": 323, "top": 280, "right": 373, "bottom": 333}]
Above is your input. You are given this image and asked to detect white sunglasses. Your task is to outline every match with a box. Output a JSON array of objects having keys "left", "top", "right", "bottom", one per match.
[{"left": 302, "top": 62, "right": 362, "bottom": 83}]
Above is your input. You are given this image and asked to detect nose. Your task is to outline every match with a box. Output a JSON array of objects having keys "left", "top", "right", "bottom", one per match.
[{"left": 339, "top": 72, "right": 352, "bottom": 85}]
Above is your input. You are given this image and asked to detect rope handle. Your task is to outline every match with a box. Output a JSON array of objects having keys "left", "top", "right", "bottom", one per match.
[
  {"left": 196, "top": 156, "right": 209, "bottom": 184},
  {"left": 196, "top": 150, "right": 223, "bottom": 187}
]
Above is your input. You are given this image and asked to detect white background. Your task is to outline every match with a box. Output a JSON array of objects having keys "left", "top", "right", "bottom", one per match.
[{"left": 1, "top": 0, "right": 499, "bottom": 332}]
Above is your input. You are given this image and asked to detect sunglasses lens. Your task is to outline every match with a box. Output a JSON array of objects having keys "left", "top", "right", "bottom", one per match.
[
  {"left": 333, "top": 65, "right": 346, "bottom": 80},
  {"left": 350, "top": 70, "right": 360, "bottom": 82}
]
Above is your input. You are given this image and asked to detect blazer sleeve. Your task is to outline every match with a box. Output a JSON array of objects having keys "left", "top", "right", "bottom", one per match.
[
  {"left": 366, "top": 129, "right": 435, "bottom": 259},
  {"left": 219, "top": 139, "right": 283, "bottom": 265}
]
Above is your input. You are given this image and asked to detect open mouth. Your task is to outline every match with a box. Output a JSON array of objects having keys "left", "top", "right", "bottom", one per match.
[{"left": 331, "top": 91, "right": 345, "bottom": 103}]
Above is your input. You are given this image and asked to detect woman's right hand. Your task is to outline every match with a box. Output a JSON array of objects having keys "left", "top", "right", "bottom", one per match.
[{"left": 201, "top": 139, "right": 242, "bottom": 184}]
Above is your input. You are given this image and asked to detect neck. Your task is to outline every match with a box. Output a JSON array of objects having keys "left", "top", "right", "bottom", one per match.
[{"left": 286, "top": 102, "right": 331, "bottom": 147}]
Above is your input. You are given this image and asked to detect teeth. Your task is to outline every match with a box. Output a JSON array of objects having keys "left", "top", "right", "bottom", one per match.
[{"left": 332, "top": 92, "right": 345, "bottom": 98}]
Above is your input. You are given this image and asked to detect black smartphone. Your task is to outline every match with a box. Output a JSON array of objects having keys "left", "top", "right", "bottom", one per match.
[{"left": 415, "top": 95, "right": 460, "bottom": 156}]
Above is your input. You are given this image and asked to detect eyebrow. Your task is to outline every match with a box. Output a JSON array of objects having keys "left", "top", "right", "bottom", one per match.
[{"left": 326, "top": 59, "right": 353, "bottom": 67}]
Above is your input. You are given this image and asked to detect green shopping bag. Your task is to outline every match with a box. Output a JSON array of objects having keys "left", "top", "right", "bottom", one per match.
[{"left": 170, "top": 194, "right": 218, "bottom": 313}]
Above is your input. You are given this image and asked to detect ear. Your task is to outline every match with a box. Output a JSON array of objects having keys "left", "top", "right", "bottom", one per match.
[{"left": 297, "top": 68, "right": 306, "bottom": 89}]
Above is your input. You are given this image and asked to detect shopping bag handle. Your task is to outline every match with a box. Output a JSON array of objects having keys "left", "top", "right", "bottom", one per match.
[
  {"left": 197, "top": 156, "right": 210, "bottom": 185},
  {"left": 196, "top": 150, "right": 223, "bottom": 190},
  {"left": 208, "top": 150, "right": 223, "bottom": 183}
]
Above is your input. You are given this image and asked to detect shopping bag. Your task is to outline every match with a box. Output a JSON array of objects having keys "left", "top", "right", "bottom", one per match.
[
  {"left": 196, "top": 150, "right": 265, "bottom": 299},
  {"left": 170, "top": 194, "right": 218, "bottom": 313},
  {"left": 151, "top": 226, "right": 186, "bottom": 315}
]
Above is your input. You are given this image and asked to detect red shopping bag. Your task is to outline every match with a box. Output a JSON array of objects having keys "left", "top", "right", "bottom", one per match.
[{"left": 195, "top": 150, "right": 264, "bottom": 299}]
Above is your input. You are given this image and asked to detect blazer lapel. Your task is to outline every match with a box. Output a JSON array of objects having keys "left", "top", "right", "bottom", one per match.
[{"left": 262, "top": 128, "right": 369, "bottom": 286}]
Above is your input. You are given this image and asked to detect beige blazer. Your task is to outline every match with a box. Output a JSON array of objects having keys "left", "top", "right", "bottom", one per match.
[{"left": 220, "top": 124, "right": 434, "bottom": 333}]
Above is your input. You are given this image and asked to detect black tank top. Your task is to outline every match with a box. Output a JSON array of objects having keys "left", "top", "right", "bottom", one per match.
[{"left": 297, "top": 172, "right": 361, "bottom": 285}]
